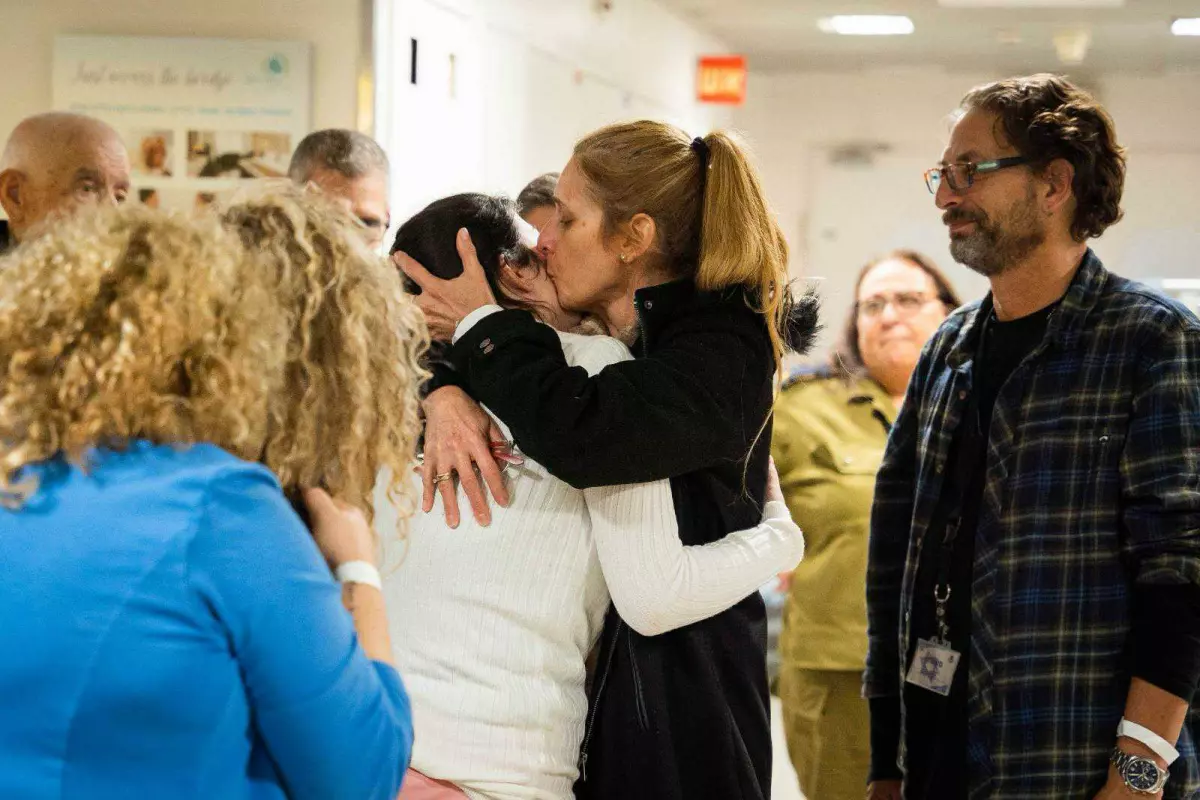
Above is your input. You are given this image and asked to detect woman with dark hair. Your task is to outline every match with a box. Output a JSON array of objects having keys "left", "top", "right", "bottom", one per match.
[
  {"left": 770, "top": 251, "right": 960, "bottom": 799},
  {"left": 396, "top": 121, "right": 820, "bottom": 800},
  {"left": 832, "top": 249, "right": 963, "bottom": 387},
  {"left": 380, "top": 193, "right": 805, "bottom": 800}
]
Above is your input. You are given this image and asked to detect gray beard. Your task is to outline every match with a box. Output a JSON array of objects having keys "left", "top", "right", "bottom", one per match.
[
  {"left": 948, "top": 200, "right": 1045, "bottom": 278},
  {"left": 951, "top": 233, "right": 1010, "bottom": 277}
]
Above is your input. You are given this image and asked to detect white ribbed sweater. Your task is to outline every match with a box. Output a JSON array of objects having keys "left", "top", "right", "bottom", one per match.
[{"left": 379, "top": 332, "right": 803, "bottom": 800}]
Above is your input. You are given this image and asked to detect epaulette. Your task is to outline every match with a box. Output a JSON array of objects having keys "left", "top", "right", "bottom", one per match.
[{"left": 781, "top": 363, "right": 835, "bottom": 391}]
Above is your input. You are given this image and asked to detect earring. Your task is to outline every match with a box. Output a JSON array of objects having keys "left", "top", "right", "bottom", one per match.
[{"left": 619, "top": 253, "right": 627, "bottom": 263}]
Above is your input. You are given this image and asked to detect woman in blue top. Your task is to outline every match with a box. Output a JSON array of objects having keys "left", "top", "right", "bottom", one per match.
[{"left": 0, "top": 187, "right": 428, "bottom": 799}]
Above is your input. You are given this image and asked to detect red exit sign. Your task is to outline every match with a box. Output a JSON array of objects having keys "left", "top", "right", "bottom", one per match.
[{"left": 697, "top": 55, "right": 747, "bottom": 105}]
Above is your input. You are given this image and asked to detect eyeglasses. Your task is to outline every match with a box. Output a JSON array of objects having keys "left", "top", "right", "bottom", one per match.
[
  {"left": 857, "top": 292, "right": 937, "bottom": 318},
  {"left": 923, "top": 156, "right": 1028, "bottom": 194}
]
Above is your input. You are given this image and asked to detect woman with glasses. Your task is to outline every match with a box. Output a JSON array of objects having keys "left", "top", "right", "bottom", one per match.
[
  {"left": 379, "top": 193, "right": 806, "bottom": 800},
  {"left": 771, "top": 250, "right": 961, "bottom": 800}
]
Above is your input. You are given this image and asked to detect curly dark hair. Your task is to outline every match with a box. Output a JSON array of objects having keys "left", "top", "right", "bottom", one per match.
[{"left": 960, "top": 73, "right": 1126, "bottom": 242}]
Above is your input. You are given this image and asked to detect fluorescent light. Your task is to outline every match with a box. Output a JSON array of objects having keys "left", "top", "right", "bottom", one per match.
[
  {"left": 1172, "top": 18, "right": 1200, "bottom": 36},
  {"left": 817, "top": 15, "right": 914, "bottom": 36},
  {"left": 1163, "top": 279, "right": 1200, "bottom": 290}
]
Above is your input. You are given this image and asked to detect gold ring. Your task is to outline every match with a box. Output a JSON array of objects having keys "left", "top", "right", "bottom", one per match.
[{"left": 432, "top": 471, "right": 454, "bottom": 486}]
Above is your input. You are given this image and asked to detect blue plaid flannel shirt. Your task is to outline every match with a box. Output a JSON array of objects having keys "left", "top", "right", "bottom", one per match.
[{"left": 865, "top": 251, "right": 1200, "bottom": 798}]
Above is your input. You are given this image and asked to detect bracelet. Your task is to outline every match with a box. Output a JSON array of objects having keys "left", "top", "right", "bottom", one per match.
[
  {"left": 1118, "top": 718, "right": 1180, "bottom": 765},
  {"left": 334, "top": 560, "right": 382, "bottom": 591}
]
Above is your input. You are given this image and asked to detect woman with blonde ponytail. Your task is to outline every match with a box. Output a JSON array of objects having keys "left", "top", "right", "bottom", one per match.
[{"left": 398, "top": 120, "right": 819, "bottom": 800}]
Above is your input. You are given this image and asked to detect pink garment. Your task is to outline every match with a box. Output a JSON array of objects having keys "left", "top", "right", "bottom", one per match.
[{"left": 397, "top": 770, "right": 469, "bottom": 800}]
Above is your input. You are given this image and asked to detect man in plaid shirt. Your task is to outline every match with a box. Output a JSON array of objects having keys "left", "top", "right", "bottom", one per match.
[{"left": 865, "top": 74, "right": 1200, "bottom": 799}]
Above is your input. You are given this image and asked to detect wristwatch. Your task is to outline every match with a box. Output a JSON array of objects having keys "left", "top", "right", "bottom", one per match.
[{"left": 1111, "top": 748, "right": 1169, "bottom": 795}]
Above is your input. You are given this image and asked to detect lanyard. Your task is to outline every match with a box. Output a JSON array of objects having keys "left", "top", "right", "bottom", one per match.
[{"left": 932, "top": 311, "right": 993, "bottom": 645}]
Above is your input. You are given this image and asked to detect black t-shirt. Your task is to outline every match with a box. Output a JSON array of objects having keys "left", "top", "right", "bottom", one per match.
[{"left": 902, "top": 302, "right": 1056, "bottom": 799}]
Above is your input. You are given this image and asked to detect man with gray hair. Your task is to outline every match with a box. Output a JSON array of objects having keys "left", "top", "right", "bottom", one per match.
[
  {"left": 0, "top": 112, "right": 131, "bottom": 251},
  {"left": 288, "top": 129, "right": 390, "bottom": 250}
]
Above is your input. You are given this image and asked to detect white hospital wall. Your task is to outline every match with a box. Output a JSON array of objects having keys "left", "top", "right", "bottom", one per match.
[
  {"left": 0, "top": 0, "right": 732, "bottom": 229},
  {"left": 373, "top": 0, "right": 734, "bottom": 224},
  {"left": 733, "top": 67, "right": 1200, "bottom": 354}
]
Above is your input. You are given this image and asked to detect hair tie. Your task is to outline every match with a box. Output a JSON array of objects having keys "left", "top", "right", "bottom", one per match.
[{"left": 691, "top": 137, "right": 710, "bottom": 255}]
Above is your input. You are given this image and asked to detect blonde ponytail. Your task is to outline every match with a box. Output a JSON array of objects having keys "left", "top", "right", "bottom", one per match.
[
  {"left": 695, "top": 131, "right": 791, "bottom": 383},
  {"left": 572, "top": 121, "right": 809, "bottom": 485},
  {"left": 573, "top": 122, "right": 792, "bottom": 382}
]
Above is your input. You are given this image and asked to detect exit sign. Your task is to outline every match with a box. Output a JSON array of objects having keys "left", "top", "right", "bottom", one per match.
[{"left": 697, "top": 55, "right": 747, "bottom": 105}]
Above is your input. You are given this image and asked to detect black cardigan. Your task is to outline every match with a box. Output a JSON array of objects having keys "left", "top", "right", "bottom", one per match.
[{"left": 445, "top": 279, "right": 799, "bottom": 800}]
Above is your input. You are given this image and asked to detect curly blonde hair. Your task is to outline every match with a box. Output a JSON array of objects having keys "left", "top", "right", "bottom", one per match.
[
  {"left": 221, "top": 184, "right": 428, "bottom": 522},
  {"left": 0, "top": 187, "right": 428, "bottom": 528}
]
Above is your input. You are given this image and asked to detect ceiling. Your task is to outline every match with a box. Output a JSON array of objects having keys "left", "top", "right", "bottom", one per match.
[{"left": 655, "top": 0, "right": 1200, "bottom": 74}]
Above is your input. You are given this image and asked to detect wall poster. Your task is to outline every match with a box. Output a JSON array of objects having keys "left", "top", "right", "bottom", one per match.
[{"left": 53, "top": 35, "right": 312, "bottom": 213}]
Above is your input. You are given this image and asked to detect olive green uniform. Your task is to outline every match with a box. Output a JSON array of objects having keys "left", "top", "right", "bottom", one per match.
[{"left": 771, "top": 370, "right": 896, "bottom": 799}]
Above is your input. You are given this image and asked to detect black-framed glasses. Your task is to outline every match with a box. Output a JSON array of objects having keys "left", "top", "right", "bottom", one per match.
[{"left": 924, "top": 156, "right": 1028, "bottom": 194}]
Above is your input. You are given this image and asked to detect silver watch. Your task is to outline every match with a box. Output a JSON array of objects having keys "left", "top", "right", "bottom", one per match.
[{"left": 1111, "top": 748, "right": 1169, "bottom": 795}]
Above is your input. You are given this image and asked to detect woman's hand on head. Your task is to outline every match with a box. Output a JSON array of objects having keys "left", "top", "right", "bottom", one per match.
[
  {"left": 393, "top": 228, "right": 497, "bottom": 341},
  {"left": 303, "top": 488, "right": 377, "bottom": 568},
  {"left": 421, "top": 386, "right": 510, "bottom": 528}
]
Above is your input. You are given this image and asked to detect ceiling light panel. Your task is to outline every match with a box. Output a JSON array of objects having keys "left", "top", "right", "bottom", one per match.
[
  {"left": 1173, "top": 19, "right": 1200, "bottom": 36},
  {"left": 817, "top": 15, "right": 915, "bottom": 36}
]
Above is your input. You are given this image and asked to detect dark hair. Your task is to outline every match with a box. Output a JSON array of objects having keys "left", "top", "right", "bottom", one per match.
[
  {"left": 390, "top": 193, "right": 539, "bottom": 315},
  {"left": 288, "top": 129, "right": 389, "bottom": 184},
  {"left": 960, "top": 73, "right": 1125, "bottom": 241},
  {"left": 832, "top": 250, "right": 962, "bottom": 375},
  {"left": 515, "top": 172, "right": 559, "bottom": 217}
]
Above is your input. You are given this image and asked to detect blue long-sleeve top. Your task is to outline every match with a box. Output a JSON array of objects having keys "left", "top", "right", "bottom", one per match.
[{"left": 0, "top": 441, "right": 412, "bottom": 799}]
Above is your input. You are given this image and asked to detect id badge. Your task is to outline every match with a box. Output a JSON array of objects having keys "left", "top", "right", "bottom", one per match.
[{"left": 905, "top": 638, "right": 961, "bottom": 696}]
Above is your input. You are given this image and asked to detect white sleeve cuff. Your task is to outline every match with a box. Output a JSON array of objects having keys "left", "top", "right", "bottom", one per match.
[
  {"left": 452, "top": 304, "right": 505, "bottom": 344},
  {"left": 763, "top": 500, "right": 792, "bottom": 522}
]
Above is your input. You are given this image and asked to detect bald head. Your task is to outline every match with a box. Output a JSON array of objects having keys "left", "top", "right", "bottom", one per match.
[{"left": 0, "top": 112, "right": 130, "bottom": 243}]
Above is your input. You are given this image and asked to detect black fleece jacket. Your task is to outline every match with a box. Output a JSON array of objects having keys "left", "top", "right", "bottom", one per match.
[{"left": 442, "top": 279, "right": 819, "bottom": 800}]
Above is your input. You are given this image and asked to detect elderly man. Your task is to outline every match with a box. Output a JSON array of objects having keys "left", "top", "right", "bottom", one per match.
[
  {"left": 0, "top": 112, "right": 131, "bottom": 251},
  {"left": 288, "top": 129, "right": 390, "bottom": 250},
  {"left": 865, "top": 73, "right": 1200, "bottom": 800}
]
